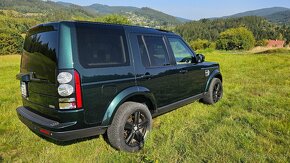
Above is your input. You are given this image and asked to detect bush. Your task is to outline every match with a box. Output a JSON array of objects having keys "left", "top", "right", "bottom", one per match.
[
  {"left": 216, "top": 27, "right": 255, "bottom": 50},
  {"left": 189, "top": 39, "right": 215, "bottom": 50},
  {"left": 209, "top": 42, "right": 216, "bottom": 49},
  {"left": 0, "top": 30, "right": 24, "bottom": 55},
  {"left": 255, "top": 39, "right": 268, "bottom": 47}
]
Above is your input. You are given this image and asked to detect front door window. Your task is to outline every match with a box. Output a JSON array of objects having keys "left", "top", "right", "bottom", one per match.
[{"left": 168, "top": 37, "right": 194, "bottom": 64}]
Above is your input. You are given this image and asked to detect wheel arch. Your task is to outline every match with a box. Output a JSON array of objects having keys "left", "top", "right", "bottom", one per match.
[
  {"left": 101, "top": 86, "right": 156, "bottom": 126},
  {"left": 204, "top": 69, "right": 223, "bottom": 92}
]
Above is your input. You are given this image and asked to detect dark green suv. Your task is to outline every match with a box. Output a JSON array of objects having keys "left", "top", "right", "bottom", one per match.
[{"left": 16, "top": 21, "right": 223, "bottom": 152}]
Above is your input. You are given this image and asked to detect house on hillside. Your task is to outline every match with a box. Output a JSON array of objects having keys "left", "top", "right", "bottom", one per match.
[{"left": 267, "top": 40, "right": 285, "bottom": 48}]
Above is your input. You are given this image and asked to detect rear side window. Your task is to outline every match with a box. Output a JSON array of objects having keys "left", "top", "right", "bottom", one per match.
[
  {"left": 23, "top": 29, "right": 58, "bottom": 62},
  {"left": 76, "top": 23, "right": 129, "bottom": 68},
  {"left": 137, "top": 35, "right": 170, "bottom": 67},
  {"left": 22, "top": 26, "right": 58, "bottom": 82}
]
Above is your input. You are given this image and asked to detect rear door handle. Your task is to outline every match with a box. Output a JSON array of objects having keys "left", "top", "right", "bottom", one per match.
[
  {"left": 16, "top": 72, "right": 32, "bottom": 82},
  {"left": 16, "top": 72, "right": 49, "bottom": 82},
  {"left": 179, "top": 69, "right": 188, "bottom": 73}
]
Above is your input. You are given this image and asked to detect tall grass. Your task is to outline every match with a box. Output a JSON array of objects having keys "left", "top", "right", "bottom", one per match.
[{"left": 0, "top": 52, "right": 289, "bottom": 162}]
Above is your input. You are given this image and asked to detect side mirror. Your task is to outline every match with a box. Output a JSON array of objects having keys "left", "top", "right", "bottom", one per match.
[{"left": 196, "top": 54, "right": 205, "bottom": 63}]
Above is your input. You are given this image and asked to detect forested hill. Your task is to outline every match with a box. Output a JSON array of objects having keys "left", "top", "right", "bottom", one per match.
[
  {"left": 265, "top": 10, "right": 290, "bottom": 24},
  {"left": 0, "top": 0, "right": 96, "bottom": 21},
  {"left": 175, "top": 16, "right": 290, "bottom": 43},
  {"left": 0, "top": 0, "right": 186, "bottom": 27},
  {"left": 83, "top": 4, "right": 184, "bottom": 26},
  {"left": 0, "top": 0, "right": 187, "bottom": 55},
  {"left": 215, "top": 7, "right": 290, "bottom": 24}
]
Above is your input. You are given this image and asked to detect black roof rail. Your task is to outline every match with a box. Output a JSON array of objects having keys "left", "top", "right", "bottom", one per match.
[{"left": 156, "top": 29, "right": 173, "bottom": 33}]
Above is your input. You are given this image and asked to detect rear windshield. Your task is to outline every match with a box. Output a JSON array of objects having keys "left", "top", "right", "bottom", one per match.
[
  {"left": 22, "top": 25, "right": 58, "bottom": 83},
  {"left": 75, "top": 23, "right": 130, "bottom": 68}
]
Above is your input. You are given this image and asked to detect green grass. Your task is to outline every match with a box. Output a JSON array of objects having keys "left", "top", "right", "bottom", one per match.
[{"left": 0, "top": 52, "right": 289, "bottom": 162}]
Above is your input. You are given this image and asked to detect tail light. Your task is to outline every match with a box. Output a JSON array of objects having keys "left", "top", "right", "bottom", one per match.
[
  {"left": 74, "top": 70, "right": 83, "bottom": 108},
  {"left": 57, "top": 70, "right": 83, "bottom": 110},
  {"left": 58, "top": 84, "right": 74, "bottom": 97}
]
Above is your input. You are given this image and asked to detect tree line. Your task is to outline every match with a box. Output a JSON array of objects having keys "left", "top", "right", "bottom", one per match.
[
  {"left": 175, "top": 16, "right": 290, "bottom": 42},
  {"left": 175, "top": 16, "right": 290, "bottom": 50}
]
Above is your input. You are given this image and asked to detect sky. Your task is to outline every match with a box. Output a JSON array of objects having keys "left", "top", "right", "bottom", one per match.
[{"left": 52, "top": 0, "right": 290, "bottom": 20}]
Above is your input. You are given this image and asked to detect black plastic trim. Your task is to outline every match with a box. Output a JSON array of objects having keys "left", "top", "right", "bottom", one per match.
[
  {"left": 152, "top": 93, "right": 204, "bottom": 117},
  {"left": 17, "top": 106, "right": 61, "bottom": 127},
  {"left": 17, "top": 107, "right": 107, "bottom": 141}
]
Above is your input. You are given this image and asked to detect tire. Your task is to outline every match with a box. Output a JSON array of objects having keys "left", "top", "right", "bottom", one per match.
[
  {"left": 201, "top": 78, "right": 223, "bottom": 104},
  {"left": 107, "top": 101, "right": 152, "bottom": 152}
]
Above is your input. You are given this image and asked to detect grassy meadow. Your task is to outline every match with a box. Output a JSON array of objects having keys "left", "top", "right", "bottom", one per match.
[{"left": 0, "top": 51, "right": 289, "bottom": 162}]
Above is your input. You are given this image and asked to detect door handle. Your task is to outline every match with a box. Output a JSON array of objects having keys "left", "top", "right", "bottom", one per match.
[
  {"left": 179, "top": 69, "right": 188, "bottom": 74},
  {"left": 16, "top": 72, "right": 48, "bottom": 82},
  {"left": 141, "top": 73, "right": 151, "bottom": 80}
]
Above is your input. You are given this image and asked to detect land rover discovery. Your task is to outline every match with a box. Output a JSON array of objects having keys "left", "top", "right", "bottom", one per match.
[{"left": 16, "top": 21, "right": 223, "bottom": 152}]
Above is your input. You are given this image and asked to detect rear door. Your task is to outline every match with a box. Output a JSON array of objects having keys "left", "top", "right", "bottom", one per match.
[
  {"left": 20, "top": 24, "right": 59, "bottom": 113},
  {"left": 131, "top": 33, "right": 180, "bottom": 107},
  {"left": 72, "top": 23, "right": 136, "bottom": 124},
  {"left": 167, "top": 37, "right": 205, "bottom": 99}
]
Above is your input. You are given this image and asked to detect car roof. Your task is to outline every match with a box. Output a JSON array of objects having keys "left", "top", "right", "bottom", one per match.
[{"left": 30, "top": 21, "right": 179, "bottom": 37}]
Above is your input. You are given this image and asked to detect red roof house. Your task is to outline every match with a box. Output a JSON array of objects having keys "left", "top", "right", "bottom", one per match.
[{"left": 267, "top": 40, "right": 285, "bottom": 48}]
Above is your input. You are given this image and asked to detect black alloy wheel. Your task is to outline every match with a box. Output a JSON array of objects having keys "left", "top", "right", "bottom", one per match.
[
  {"left": 124, "top": 111, "right": 149, "bottom": 147},
  {"left": 107, "top": 102, "right": 152, "bottom": 152},
  {"left": 213, "top": 82, "right": 222, "bottom": 102},
  {"left": 201, "top": 78, "right": 223, "bottom": 104}
]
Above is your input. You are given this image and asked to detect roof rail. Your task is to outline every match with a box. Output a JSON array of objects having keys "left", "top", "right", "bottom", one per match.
[{"left": 156, "top": 29, "right": 173, "bottom": 33}]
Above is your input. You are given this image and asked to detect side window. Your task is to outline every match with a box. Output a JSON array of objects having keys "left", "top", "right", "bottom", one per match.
[
  {"left": 168, "top": 37, "right": 194, "bottom": 64},
  {"left": 24, "top": 30, "right": 58, "bottom": 62},
  {"left": 137, "top": 35, "right": 170, "bottom": 67},
  {"left": 76, "top": 24, "right": 129, "bottom": 68},
  {"left": 137, "top": 36, "right": 150, "bottom": 67}
]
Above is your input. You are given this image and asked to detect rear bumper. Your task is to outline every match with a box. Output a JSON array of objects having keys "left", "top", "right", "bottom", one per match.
[{"left": 17, "top": 106, "right": 107, "bottom": 141}]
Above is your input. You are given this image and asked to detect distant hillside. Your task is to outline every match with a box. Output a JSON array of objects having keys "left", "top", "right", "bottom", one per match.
[
  {"left": 0, "top": 0, "right": 188, "bottom": 27},
  {"left": 218, "top": 7, "right": 290, "bottom": 23},
  {"left": 175, "top": 17, "right": 191, "bottom": 23},
  {"left": 82, "top": 4, "right": 183, "bottom": 26},
  {"left": 132, "top": 7, "right": 182, "bottom": 26},
  {"left": 265, "top": 10, "right": 290, "bottom": 23},
  {"left": 0, "top": 0, "right": 96, "bottom": 20},
  {"left": 225, "top": 7, "right": 289, "bottom": 18},
  {"left": 57, "top": 2, "right": 185, "bottom": 26},
  {"left": 175, "top": 16, "right": 290, "bottom": 43},
  {"left": 84, "top": 3, "right": 139, "bottom": 15}
]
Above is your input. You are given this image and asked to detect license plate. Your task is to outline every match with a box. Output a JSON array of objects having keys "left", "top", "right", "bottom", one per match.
[{"left": 21, "top": 82, "right": 28, "bottom": 97}]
